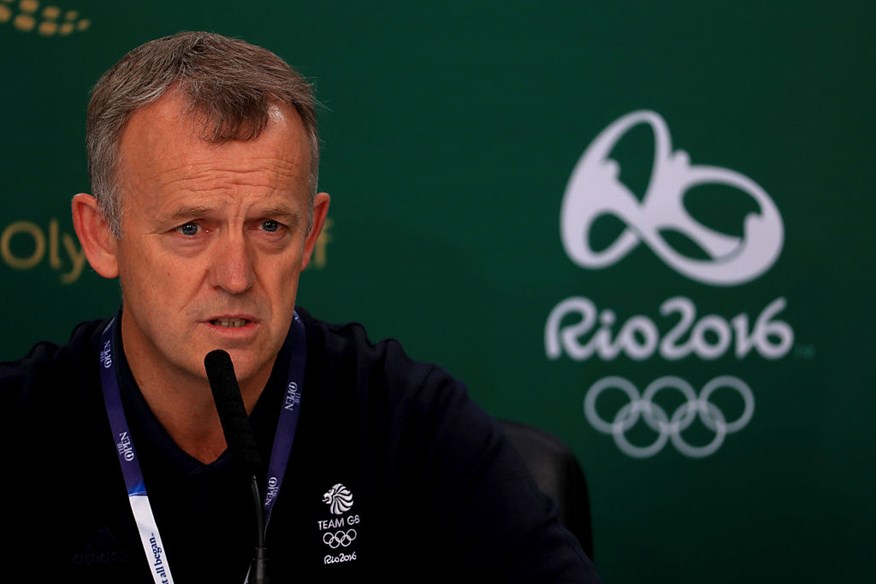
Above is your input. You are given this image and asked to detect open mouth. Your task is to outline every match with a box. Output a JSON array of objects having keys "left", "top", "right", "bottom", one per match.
[{"left": 210, "top": 318, "right": 251, "bottom": 328}]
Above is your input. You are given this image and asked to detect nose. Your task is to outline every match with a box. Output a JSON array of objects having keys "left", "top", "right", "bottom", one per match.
[{"left": 208, "top": 230, "right": 255, "bottom": 294}]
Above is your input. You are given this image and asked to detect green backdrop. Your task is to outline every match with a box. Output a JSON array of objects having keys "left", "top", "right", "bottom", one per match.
[{"left": 2, "top": 1, "right": 873, "bottom": 582}]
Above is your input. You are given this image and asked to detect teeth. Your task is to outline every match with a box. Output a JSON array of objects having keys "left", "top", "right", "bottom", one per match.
[{"left": 212, "top": 318, "right": 248, "bottom": 328}]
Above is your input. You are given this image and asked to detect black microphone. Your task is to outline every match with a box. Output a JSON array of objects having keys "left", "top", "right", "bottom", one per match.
[{"left": 204, "top": 349, "right": 269, "bottom": 584}]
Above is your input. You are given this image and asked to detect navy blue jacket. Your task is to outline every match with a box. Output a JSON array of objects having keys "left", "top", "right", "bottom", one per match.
[{"left": 0, "top": 308, "right": 601, "bottom": 583}]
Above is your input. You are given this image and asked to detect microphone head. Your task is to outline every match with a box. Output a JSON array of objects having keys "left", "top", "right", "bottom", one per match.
[
  {"left": 205, "top": 347, "right": 232, "bottom": 378},
  {"left": 203, "top": 349, "right": 262, "bottom": 476},
  {"left": 204, "top": 349, "right": 237, "bottom": 396}
]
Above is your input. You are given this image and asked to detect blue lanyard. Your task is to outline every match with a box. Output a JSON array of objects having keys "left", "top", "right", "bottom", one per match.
[{"left": 98, "top": 312, "right": 306, "bottom": 584}]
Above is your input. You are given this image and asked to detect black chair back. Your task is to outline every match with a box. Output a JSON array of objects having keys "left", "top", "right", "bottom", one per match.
[{"left": 500, "top": 419, "right": 595, "bottom": 560}]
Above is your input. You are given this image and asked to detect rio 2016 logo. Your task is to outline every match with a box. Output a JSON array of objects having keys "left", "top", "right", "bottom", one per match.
[
  {"left": 546, "top": 110, "right": 791, "bottom": 459},
  {"left": 559, "top": 110, "right": 783, "bottom": 286}
]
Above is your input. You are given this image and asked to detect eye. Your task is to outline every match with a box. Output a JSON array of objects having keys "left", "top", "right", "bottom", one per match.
[
  {"left": 176, "top": 222, "right": 201, "bottom": 237},
  {"left": 261, "top": 220, "right": 281, "bottom": 233}
]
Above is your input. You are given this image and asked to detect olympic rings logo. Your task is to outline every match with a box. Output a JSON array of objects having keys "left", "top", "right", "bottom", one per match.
[
  {"left": 584, "top": 376, "right": 754, "bottom": 458},
  {"left": 323, "top": 529, "right": 357, "bottom": 549}
]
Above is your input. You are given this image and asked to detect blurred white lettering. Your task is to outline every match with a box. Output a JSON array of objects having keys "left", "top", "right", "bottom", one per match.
[{"left": 545, "top": 296, "right": 793, "bottom": 361}]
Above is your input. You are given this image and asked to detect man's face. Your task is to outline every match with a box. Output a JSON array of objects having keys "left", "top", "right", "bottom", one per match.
[{"left": 111, "top": 90, "right": 328, "bottom": 392}]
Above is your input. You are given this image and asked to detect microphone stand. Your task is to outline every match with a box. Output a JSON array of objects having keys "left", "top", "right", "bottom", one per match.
[
  {"left": 249, "top": 475, "right": 269, "bottom": 584},
  {"left": 204, "top": 349, "right": 270, "bottom": 584}
]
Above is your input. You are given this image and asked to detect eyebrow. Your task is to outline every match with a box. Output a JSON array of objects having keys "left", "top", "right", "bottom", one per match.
[
  {"left": 169, "top": 206, "right": 213, "bottom": 221},
  {"left": 258, "top": 206, "right": 298, "bottom": 220},
  {"left": 167, "top": 205, "right": 299, "bottom": 221}
]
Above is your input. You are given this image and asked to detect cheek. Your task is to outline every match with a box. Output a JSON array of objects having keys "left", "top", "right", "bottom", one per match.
[
  {"left": 276, "top": 262, "right": 303, "bottom": 290},
  {"left": 118, "top": 246, "right": 196, "bottom": 301},
  {"left": 270, "top": 247, "right": 306, "bottom": 277}
]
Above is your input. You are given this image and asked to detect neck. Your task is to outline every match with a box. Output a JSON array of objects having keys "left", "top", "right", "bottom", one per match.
[
  {"left": 120, "top": 347, "right": 268, "bottom": 466},
  {"left": 140, "top": 380, "right": 230, "bottom": 464}
]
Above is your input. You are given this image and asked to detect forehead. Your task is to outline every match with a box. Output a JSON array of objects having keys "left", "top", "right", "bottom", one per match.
[{"left": 116, "top": 91, "right": 311, "bottom": 203}]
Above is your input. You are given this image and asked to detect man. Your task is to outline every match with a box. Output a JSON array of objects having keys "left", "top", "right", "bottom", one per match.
[{"left": 1, "top": 31, "right": 601, "bottom": 583}]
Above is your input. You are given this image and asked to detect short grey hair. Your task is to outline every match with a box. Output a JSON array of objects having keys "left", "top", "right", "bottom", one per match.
[{"left": 86, "top": 31, "right": 320, "bottom": 237}]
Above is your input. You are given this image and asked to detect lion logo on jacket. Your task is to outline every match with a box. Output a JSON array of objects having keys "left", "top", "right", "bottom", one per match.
[{"left": 323, "top": 483, "right": 354, "bottom": 515}]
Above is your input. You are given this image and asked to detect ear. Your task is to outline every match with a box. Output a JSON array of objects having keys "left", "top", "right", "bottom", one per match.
[
  {"left": 71, "top": 193, "right": 120, "bottom": 279},
  {"left": 300, "top": 191, "right": 331, "bottom": 271}
]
